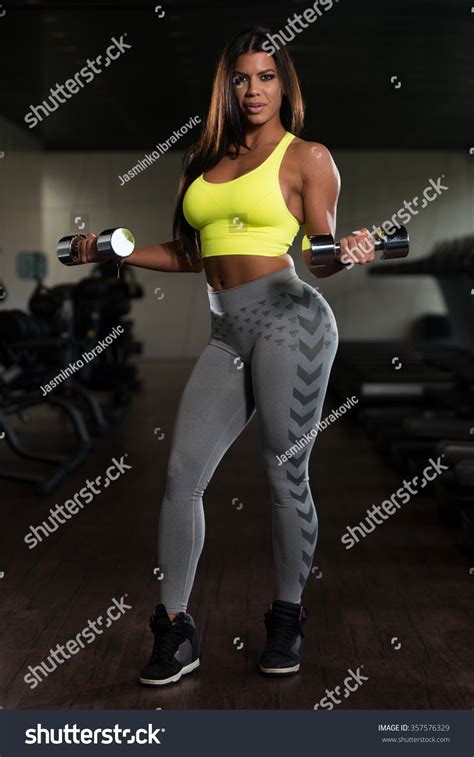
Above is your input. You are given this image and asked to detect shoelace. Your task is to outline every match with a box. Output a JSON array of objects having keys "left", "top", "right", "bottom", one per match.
[
  {"left": 264, "top": 610, "right": 300, "bottom": 654},
  {"left": 149, "top": 616, "right": 188, "bottom": 662}
]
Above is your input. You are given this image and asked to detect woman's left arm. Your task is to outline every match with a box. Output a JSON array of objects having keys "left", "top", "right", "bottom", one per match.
[
  {"left": 299, "top": 141, "right": 341, "bottom": 278},
  {"left": 299, "top": 142, "right": 375, "bottom": 278}
]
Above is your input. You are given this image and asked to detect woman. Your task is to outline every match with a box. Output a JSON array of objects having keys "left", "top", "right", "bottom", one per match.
[{"left": 75, "top": 26, "right": 375, "bottom": 688}]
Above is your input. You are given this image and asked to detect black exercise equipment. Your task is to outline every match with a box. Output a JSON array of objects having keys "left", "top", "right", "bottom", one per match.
[
  {"left": 0, "top": 248, "right": 142, "bottom": 495},
  {"left": 0, "top": 314, "right": 93, "bottom": 495},
  {"left": 369, "top": 233, "right": 474, "bottom": 351},
  {"left": 0, "top": 248, "right": 6, "bottom": 303},
  {"left": 327, "top": 231, "right": 474, "bottom": 556}
]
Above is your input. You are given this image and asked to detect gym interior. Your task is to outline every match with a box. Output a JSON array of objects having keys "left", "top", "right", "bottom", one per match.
[{"left": 0, "top": 0, "right": 473, "bottom": 718}]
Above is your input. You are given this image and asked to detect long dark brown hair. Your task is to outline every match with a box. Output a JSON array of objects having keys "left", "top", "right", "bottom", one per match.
[{"left": 172, "top": 25, "right": 305, "bottom": 268}]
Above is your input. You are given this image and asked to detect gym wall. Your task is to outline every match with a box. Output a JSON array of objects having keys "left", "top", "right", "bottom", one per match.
[{"left": 0, "top": 115, "right": 42, "bottom": 316}]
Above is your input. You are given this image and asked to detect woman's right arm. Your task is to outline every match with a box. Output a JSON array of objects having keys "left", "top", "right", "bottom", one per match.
[
  {"left": 124, "top": 239, "right": 203, "bottom": 272},
  {"left": 73, "top": 234, "right": 203, "bottom": 273}
]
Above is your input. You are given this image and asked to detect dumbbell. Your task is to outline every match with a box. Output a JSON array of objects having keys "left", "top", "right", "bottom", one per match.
[
  {"left": 57, "top": 228, "right": 135, "bottom": 266},
  {"left": 308, "top": 225, "right": 409, "bottom": 267}
]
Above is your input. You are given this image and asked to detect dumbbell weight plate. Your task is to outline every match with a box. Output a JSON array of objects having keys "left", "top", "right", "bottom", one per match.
[
  {"left": 97, "top": 228, "right": 135, "bottom": 258},
  {"left": 57, "top": 234, "right": 86, "bottom": 266},
  {"left": 308, "top": 234, "right": 335, "bottom": 266},
  {"left": 377, "top": 226, "right": 410, "bottom": 260}
]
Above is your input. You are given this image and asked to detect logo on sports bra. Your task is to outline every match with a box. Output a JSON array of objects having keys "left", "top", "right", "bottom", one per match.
[{"left": 228, "top": 214, "right": 248, "bottom": 233}]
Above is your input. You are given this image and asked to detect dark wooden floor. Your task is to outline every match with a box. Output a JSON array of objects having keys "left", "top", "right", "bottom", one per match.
[{"left": 0, "top": 359, "right": 472, "bottom": 710}]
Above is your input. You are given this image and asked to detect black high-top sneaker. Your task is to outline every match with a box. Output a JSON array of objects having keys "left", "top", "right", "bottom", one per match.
[
  {"left": 259, "top": 599, "right": 308, "bottom": 676},
  {"left": 139, "top": 604, "right": 200, "bottom": 687}
]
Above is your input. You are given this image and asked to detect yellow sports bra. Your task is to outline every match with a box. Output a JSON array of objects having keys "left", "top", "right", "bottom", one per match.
[{"left": 183, "top": 130, "right": 311, "bottom": 258}]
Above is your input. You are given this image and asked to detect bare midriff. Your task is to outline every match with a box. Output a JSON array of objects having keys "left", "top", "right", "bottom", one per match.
[{"left": 203, "top": 252, "right": 295, "bottom": 291}]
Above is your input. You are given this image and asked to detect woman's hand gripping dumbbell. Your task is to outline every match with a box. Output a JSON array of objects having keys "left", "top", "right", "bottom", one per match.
[
  {"left": 308, "top": 225, "right": 409, "bottom": 270},
  {"left": 57, "top": 228, "right": 136, "bottom": 275}
]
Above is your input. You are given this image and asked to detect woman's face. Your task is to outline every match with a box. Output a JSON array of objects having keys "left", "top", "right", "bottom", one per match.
[{"left": 232, "top": 51, "right": 283, "bottom": 126}]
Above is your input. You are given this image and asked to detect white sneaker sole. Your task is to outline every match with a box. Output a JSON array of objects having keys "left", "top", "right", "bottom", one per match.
[
  {"left": 139, "top": 657, "right": 200, "bottom": 686},
  {"left": 259, "top": 662, "right": 300, "bottom": 675}
]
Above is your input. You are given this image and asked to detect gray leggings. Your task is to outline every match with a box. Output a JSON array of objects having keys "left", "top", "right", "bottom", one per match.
[{"left": 158, "top": 267, "right": 339, "bottom": 613}]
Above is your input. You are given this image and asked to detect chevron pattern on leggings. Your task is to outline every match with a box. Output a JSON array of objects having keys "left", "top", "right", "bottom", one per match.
[
  {"left": 285, "top": 284, "right": 330, "bottom": 590},
  {"left": 209, "top": 279, "right": 337, "bottom": 596}
]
